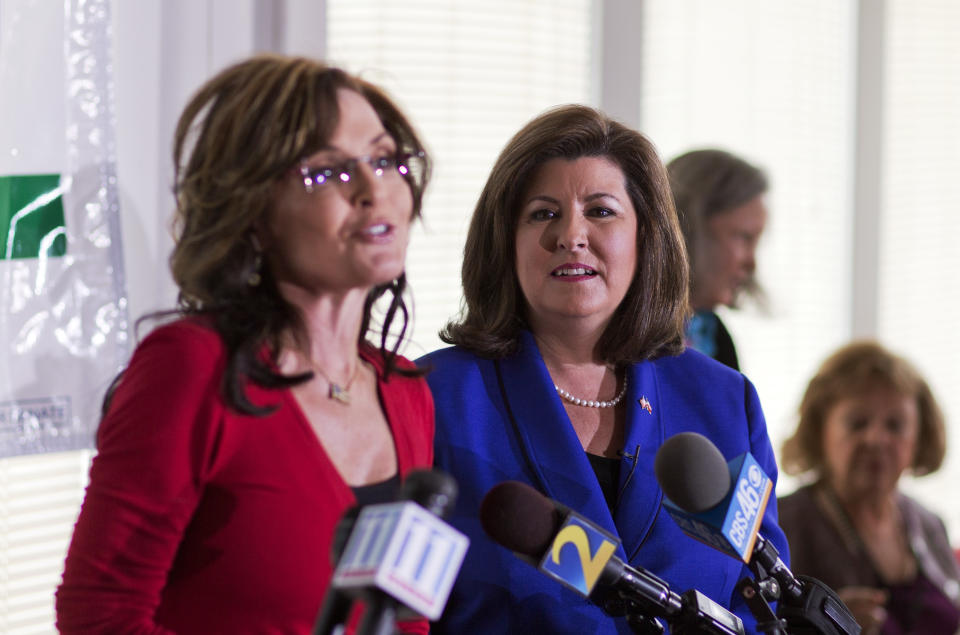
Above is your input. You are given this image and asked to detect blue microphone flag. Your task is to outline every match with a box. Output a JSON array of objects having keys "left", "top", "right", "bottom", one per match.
[{"left": 662, "top": 451, "right": 772, "bottom": 563}]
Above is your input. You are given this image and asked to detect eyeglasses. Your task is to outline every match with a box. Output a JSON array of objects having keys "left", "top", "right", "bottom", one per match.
[{"left": 297, "top": 151, "right": 426, "bottom": 193}]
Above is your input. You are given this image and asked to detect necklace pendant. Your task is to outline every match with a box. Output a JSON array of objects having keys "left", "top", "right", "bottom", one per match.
[{"left": 328, "top": 383, "right": 351, "bottom": 404}]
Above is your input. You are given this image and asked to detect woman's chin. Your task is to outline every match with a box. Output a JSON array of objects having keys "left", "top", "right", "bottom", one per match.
[
  {"left": 368, "top": 264, "right": 406, "bottom": 288},
  {"left": 844, "top": 474, "right": 901, "bottom": 500},
  {"left": 357, "top": 252, "right": 407, "bottom": 287}
]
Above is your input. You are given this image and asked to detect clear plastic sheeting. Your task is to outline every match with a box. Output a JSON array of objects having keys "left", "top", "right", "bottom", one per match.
[{"left": 0, "top": 0, "right": 128, "bottom": 456}]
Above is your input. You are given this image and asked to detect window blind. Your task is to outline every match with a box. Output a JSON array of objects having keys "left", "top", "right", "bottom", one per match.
[
  {"left": 326, "top": 0, "right": 595, "bottom": 358},
  {"left": 0, "top": 450, "right": 92, "bottom": 634},
  {"left": 879, "top": 0, "right": 960, "bottom": 535},
  {"left": 638, "top": 0, "right": 857, "bottom": 472}
]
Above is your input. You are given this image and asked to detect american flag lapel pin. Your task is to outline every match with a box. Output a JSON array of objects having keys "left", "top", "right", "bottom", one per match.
[{"left": 639, "top": 396, "right": 652, "bottom": 414}]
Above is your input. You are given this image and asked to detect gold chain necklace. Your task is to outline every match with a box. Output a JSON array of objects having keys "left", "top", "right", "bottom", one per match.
[{"left": 308, "top": 358, "right": 362, "bottom": 405}]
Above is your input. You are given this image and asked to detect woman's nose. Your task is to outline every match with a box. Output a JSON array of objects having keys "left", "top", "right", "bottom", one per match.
[
  {"left": 744, "top": 246, "right": 757, "bottom": 274},
  {"left": 349, "top": 160, "right": 388, "bottom": 206},
  {"left": 556, "top": 214, "right": 587, "bottom": 251},
  {"left": 861, "top": 420, "right": 890, "bottom": 445}
]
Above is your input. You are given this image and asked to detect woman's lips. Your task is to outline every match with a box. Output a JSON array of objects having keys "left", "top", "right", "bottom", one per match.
[
  {"left": 551, "top": 263, "right": 597, "bottom": 279},
  {"left": 358, "top": 222, "right": 395, "bottom": 243}
]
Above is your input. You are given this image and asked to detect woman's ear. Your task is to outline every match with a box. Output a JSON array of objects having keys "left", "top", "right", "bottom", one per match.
[{"left": 250, "top": 215, "right": 271, "bottom": 251}]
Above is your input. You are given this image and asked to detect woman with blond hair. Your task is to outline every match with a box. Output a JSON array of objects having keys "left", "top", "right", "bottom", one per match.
[
  {"left": 779, "top": 341, "right": 960, "bottom": 634},
  {"left": 56, "top": 54, "right": 433, "bottom": 633},
  {"left": 667, "top": 149, "right": 768, "bottom": 371}
]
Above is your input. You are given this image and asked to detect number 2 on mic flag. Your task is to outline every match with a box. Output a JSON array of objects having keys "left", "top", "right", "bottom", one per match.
[{"left": 539, "top": 512, "right": 619, "bottom": 596}]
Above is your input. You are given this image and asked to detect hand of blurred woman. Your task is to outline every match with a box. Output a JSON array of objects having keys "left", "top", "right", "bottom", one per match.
[{"left": 837, "top": 586, "right": 888, "bottom": 635}]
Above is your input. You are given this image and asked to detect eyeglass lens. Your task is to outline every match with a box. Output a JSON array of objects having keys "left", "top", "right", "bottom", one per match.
[{"left": 300, "top": 153, "right": 423, "bottom": 192}]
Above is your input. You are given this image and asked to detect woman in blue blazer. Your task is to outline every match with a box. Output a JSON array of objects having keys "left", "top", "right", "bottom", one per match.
[{"left": 418, "top": 105, "right": 788, "bottom": 634}]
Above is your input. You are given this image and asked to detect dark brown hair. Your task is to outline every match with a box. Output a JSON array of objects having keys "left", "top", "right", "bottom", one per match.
[
  {"left": 441, "top": 104, "right": 688, "bottom": 362},
  {"left": 667, "top": 149, "right": 768, "bottom": 305},
  {"left": 167, "top": 54, "right": 431, "bottom": 413},
  {"left": 781, "top": 341, "right": 946, "bottom": 477}
]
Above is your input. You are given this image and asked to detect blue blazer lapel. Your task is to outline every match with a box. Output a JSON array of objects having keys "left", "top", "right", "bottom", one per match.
[
  {"left": 495, "top": 331, "right": 622, "bottom": 553},
  {"left": 615, "top": 360, "right": 665, "bottom": 562}
]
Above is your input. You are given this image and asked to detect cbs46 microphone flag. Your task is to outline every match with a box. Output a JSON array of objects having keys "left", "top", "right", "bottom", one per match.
[{"left": 662, "top": 450, "right": 773, "bottom": 563}]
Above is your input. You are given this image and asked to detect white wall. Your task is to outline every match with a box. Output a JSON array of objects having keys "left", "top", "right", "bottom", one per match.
[{"left": 112, "top": 0, "right": 326, "bottom": 326}]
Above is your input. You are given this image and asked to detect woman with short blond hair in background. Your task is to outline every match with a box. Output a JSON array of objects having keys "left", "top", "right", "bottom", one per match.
[
  {"left": 667, "top": 149, "right": 768, "bottom": 371},
  {"left": 779, "top": 341, "right": 960, "bottom": 634}
]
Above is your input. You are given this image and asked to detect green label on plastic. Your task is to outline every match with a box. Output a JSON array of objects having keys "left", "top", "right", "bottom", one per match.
[{"left": 0, "top": 174, "right": 67, "bottom": 259}]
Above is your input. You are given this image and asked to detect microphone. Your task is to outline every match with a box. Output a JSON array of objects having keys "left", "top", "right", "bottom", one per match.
[
  {"left": 654, "top": 433, "right": 860, "bottom": 635},
  {"left": 480, "top": 480, "right": 744, "bottom": 635},
  {"left": 654, "top": 432, "right": 775, "bottom": 568},
  {"left": 313, "top": 506, "right": 364, "bottom": 635},
  {"left": 318, "top": 469, "right": 469, "bottom": 635}
]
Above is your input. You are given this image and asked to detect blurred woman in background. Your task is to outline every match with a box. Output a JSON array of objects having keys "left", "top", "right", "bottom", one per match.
[
  {"left": 56, "top": 54, "right": 433, "bottom": 634},
  {"left": 779, "top": 341, "right": 960, "bottom": 635},
  {"left": 667, "top": 149, "right": 768, "bottom": 371}
]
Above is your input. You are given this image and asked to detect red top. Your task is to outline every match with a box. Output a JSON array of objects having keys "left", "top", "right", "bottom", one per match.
[{"left": 56, "top": 319, "right": 434, "bottom": 634}]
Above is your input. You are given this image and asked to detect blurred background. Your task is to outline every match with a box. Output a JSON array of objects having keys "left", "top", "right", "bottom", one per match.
[{"left": 2, "top": 0, "right": 958, "bottom": 631}]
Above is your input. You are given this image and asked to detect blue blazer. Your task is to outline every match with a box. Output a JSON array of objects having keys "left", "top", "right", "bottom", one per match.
[{"left": 418, "top": 331, "right": 789, "bottom": 634}]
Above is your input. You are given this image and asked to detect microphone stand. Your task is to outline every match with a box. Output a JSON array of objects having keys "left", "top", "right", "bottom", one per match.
[
  {"left": 625, "top": 612, "right": 666, "bottom": 635},
  {"left": 312, "top": 590, "right": 356, "bottom": 635},
  {"left": 602, "top": 582, "right": 744, "bottom": 635},
  {"left": 314, "top": 506, "right": 364, "bottom": 635},
  {"left": 355, "top": 592, "right": 398, "bottom": 635},
  {"left": 601, "top": 593, "right": 665, "bottom": 635},
  {"left": 736, "top": 577, "right": 788, "bottom": 635},
  {"left": 739, "top": 536, "right": 860, "bottom": 635}
]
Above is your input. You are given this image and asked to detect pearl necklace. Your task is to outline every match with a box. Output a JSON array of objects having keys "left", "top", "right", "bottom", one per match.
[{"left": 554, "top": 376, "right": 627, "bottom": 408}]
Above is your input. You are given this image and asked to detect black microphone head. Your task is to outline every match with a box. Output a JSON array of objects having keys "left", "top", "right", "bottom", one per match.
[
  {"left": 479, "top": 481, "right": 564, "bottom": 559},
  {"left": 400, "top": 469, "right": 459, "bottom": 518},
  {"left": 654, "top": 432, "right": 730, "bottom": 513}
]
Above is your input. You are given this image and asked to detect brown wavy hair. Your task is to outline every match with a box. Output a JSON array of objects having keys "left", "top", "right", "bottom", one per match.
[
  {"left": 441, "top": 104, "right": 688, "bottom": 362},
  {"left": 167, "top": 54, "right": 431, "bottom": 414},
  {"left": 667, "top": 148, "right": 768, "bottom": 307},
  {"left": 781, "top": 341, "right": 946, "bottom": 477}
]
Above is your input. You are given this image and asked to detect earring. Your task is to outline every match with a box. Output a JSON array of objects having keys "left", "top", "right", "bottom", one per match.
[{"left": 247, "top": 234, "right": 263, "bottom": 287}]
